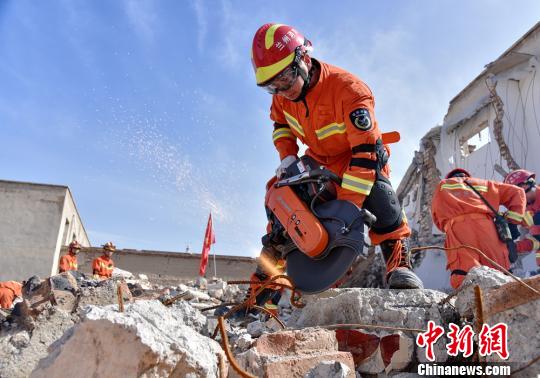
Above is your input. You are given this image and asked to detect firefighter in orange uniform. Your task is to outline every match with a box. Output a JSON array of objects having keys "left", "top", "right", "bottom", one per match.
[
  {"left": 504, "top": 169, "right": 540, "bottom": 272},
  {"left": 59, "top": 240, "right": 81, "bottom": 273},
  {"left": 431, "top": 168, "right": 527, "bottom": 288},
  {"left": 250, "top": 23, "right": 423, "bottom": 290},
  {"left": 92, "top": 242, "right": 116, "bottom": 279},
  {"left": 0, "top": 281, "right": 22, "bottom": 309}
]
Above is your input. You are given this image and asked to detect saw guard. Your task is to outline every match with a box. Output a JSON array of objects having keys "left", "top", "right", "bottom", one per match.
[
  {"left": 265, "top": 184, "right": 329, "bottom": 258},
  {"left": 286, "top": 200, "right": 366, "bottom": 293}
]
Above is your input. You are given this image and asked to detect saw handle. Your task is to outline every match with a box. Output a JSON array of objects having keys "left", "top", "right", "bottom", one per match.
[{"left": 275, "top": 168, "right": 342, "bottom": 188}]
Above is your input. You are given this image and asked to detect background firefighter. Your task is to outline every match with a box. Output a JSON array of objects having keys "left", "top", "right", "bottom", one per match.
[
  {"left": 0, "top": 281, "right": 22, "bottom": 309},
  {"left": 431, "top": 168, "right": 527, "bottom": 289},
  {"left": 92, "top": 242, "right": 116, "bottom": 279},
  {"left": 504, "top": 169, "right": 540, "bottom": 273},
  {"left": 242, "top": 22, "right": 423, "bottom": 311},
  {"left": 58, "top": 240, "right": 81, "bottom": 273}
]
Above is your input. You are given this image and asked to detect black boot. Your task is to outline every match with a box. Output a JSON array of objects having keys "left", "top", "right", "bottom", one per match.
[{"left": 380, "top": 239, "right": 424, "bottom": 289}]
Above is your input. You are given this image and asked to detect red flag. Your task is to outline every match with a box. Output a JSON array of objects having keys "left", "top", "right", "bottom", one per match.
[{"left": 199, "top": 213, "right": 216, "bottom": 276}]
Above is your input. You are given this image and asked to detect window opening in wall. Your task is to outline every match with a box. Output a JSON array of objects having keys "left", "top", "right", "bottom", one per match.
[
  {"left": 62, "top": 219, "right": 70, "bottom": 245},
  {"left": 460, "top": 121, "right": 490, "bottom": 157},
  {"left": 403, "top": 194, "right": 410, "bottom": 207}
]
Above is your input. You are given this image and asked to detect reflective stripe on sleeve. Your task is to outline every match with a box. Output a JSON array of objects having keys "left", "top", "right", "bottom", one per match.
[
  {"left": 315, "top": 122, "right": 346, "bottom": 140},
  {"left": 526, "top": 235, "right": 540, "bottom": 250},
  {"left": 524, "top": 211, "right": 534, "bottom": 227},
  {"left": 506, "top": 210, "right": 524, "bottom": 223},
  {"left": 341, "top": 174, "right": 374, "bottom": 195},
  {"left": 272, "top": 128, "right": 294, "bottom": 142}
]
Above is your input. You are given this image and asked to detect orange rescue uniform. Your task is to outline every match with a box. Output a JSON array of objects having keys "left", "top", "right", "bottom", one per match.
[
  {"left": 515, "top": 185, "right": 540, "bottom": 266},
  {"left": 270, "top": 60, "right": 408, "bottom": 244},
  {"left": 431, "top": 176, "right": 526, "bottom": 288},
  {"left": 59, "top": 253, "right": 78, "bottom": 273},
  {"left": 92, "top": 255, "right": 114, "bottom": 279},
  {"left": 0, "top": 281, "right": 22, "bottom": 309}
]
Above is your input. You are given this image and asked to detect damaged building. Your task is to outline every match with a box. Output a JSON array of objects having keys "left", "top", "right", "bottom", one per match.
[
  {"left": 398, "top": 21, "right": 540, "bottom": 289},
  {"left": 0, "top": 180, "right": 90, "bottom": 281}
]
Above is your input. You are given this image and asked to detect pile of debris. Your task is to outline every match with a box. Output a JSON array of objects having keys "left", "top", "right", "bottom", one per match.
[{"left": 0, "top": 267, "right": 538, "bottom": 377}]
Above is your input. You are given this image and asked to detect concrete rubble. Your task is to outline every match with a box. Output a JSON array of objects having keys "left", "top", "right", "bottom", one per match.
[
  {"left": 0, "top": 266, "right": 537, "bottom": 377},
  {"left": 31, "top": 300, "right": 226, "bottom": 378}
]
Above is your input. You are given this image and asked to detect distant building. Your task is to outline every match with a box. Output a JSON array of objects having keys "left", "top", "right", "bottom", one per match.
[
  {"left": 0, "top": 180, "right": 90, "bottom": 281},
  {"left": 398, "top": 22, "right": 540, "bottom": 289}
]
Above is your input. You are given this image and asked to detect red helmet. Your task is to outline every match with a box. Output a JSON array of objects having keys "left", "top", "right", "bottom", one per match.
[
  {"left": 251, "top": 23, "right": 311, "bottom": 85},
  {"left": 504, "top": 169, "right": 536, "bottom": 186},
  {"left": 68, "top": 240, "right": 81, "bottom": 252},
  {"left": 445, "top": 168, "right": 471, "bottom": 179}
]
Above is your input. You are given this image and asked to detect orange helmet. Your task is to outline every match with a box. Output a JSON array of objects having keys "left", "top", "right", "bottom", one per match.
[
  {"left": 445, "top": 168, "right": 471, "bottom": 179},
  {"left": 102, "top": 242, "right": 116, "bottom": 252},
  {"left": 251, "top": 23, "right": 311, "bottom": 86},
  {"left": 68, "top": 240, "right": 81, "bottom": 252}
]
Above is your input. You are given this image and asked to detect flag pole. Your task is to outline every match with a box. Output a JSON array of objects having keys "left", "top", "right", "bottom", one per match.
[{"left": 213, "top": 249, "right": 217, "bottom": 278}]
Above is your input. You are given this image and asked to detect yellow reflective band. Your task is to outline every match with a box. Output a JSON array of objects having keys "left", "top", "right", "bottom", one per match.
[
  {"left": 255, "top": 51, "right": 296, "bottom": 84},
  {"left": 316, "top": 122, "right": 346, "bottom": 140},
  {"left": 524, "top": 211, "right": 534, "bottom": 227},
  {"left": 283, "top": 110, "right": 305, "bottom": 137},
  {"left": 341, "top": 174, "right": 374, "bottom": 195},
  {"left": 264, "top": 303, "right": 278, "bottom": 310},
  {"left": 506, "top": 210, "right": 523, "bottom": 223},
  {"left": 272, "top": 128, "right": 294, "bottom": 142},
  {"left": 527, "top": 235, "right": 540, "bottom": 250},
  {"left": 440, "top": 183, "right": 488, "bottom": 192},
  {"left": 265, "top": 24, "right": 284, "bottom": 49}
]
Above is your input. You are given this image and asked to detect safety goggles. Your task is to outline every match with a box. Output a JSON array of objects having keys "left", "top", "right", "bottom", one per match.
[
  {"left": 519, "top": 178, "right": 536, "bottom": 192},
  {"left": 261, "top": 65, "right": 299, "bottom": 94}
]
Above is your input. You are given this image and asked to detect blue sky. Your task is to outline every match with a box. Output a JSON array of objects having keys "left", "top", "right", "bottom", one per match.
[{"left": 1, "top": 1, "right": 539, "bottom": 257}]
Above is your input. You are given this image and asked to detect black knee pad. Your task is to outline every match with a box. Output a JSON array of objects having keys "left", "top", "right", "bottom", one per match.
[{"left": 363, "top": 176, "right": 403, "bottom": 234}]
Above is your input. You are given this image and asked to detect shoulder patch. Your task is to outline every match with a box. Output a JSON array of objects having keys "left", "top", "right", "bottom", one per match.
[{"left": 349, "top": 108, "right": 372, "bottom": 131}]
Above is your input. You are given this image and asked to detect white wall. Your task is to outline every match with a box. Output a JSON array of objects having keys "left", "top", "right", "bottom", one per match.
[{"left": 0, "top": 181, "right": 89, "bottom": 281}]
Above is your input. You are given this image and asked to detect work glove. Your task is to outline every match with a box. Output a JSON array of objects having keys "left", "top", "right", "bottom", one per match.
[{"left": 275, "top": 155, "right": 297, "bottom": 178}]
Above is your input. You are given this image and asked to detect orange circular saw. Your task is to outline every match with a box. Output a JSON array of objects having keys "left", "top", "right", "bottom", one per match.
[{"left": 262, "top": 156, "right": 376, "bottom": 293}]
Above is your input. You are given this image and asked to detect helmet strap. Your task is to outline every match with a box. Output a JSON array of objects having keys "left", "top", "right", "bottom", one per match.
[{"left": 292, "top": 62, "right": 312, "bottom": 103}]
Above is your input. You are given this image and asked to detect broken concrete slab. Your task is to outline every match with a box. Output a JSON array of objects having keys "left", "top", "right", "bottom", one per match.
[
  {"left": 455, "top": 266, "right": 513, "bottom": 319},
  {"left": 235, "top": 327, "right": 355, "bottom": 377},
  {"left": 31, "top": 300, "right": 226, "bottom": 378},
  {"left": 287, "top": 288, "right": 456, "bottom": 365}
]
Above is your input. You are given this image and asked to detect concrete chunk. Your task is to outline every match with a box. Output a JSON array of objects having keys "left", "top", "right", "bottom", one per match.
[{"left": 30, "top": 300, "right": 226, "bottom": 378}]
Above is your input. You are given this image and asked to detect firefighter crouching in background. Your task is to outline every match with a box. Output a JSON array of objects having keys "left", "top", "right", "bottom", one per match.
[
  {"left": 0, "top": 281, "right": 22, "bottom": 309},
  {"left": 92, "top": 242, "right": 116, "bottom": 279},
  {"left": 59, "top": 240, "right": 81, "bottom": 273},
  {"left": 431, "top": 168, "right": 526, "bottom": 289},
  {"left": 504, "top": 169, "right": 540, "bottom": 274}
]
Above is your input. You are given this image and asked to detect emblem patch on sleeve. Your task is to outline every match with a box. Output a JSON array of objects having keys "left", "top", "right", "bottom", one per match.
[{"left": 349, "top": 108, "right": 372, "bottom": 131}]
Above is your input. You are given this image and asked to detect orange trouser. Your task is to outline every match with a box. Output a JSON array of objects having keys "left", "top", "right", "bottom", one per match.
[{"left": 444, "top": 214, "right": 509, "bottom": 289}]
